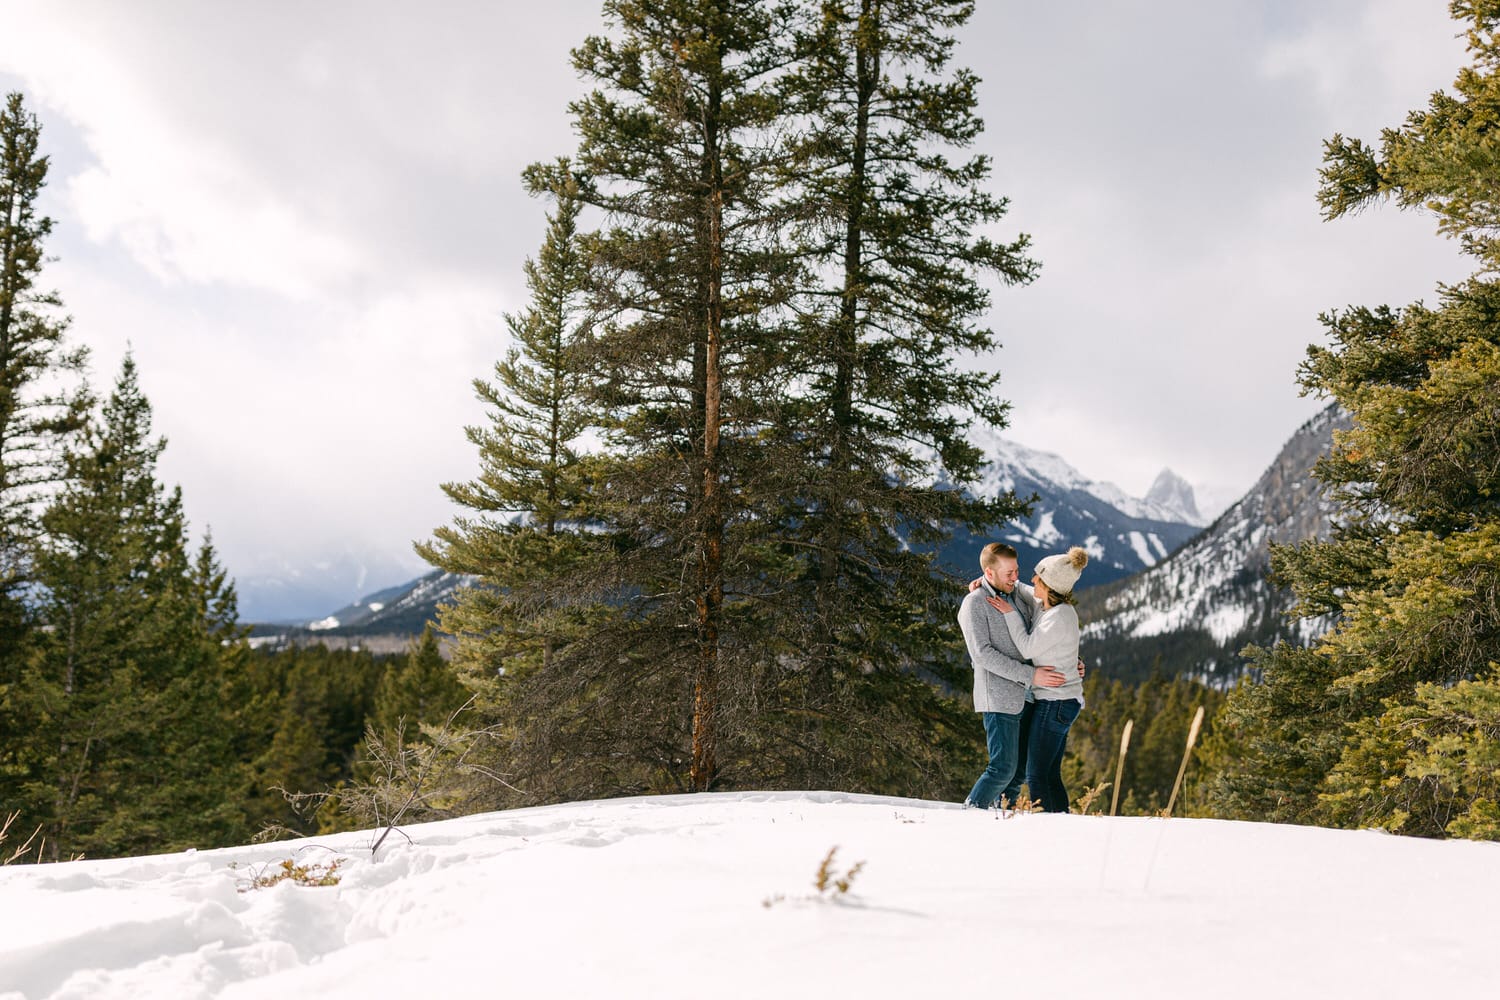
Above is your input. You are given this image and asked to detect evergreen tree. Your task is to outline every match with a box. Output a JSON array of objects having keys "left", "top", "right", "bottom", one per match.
[
  {"left": 732, "top": 0, "right": 1036, "bottom": 791},
  {"left": 0, "top": 90, "right": 88, "bottom": 715},
  {"left": 123, "top": 536, "right": 254, "bottom": 852},
  {"left": 246, "top": 644, "right": 385, "bottom": 837},
  {"left": 15, "top": 357, "right": 249, "bottom": 856},
  {"left": 417, "top": 170, "right": 613, "bottom": 807},
  {"left": 1209, "top": 0, "right": 1500, "bottom": 838},
  {"left": 424, "top": 1, "right": 1036, "bottom": 804},
  {"left": 513, "top": 0, "right": 806, "bottom": 796},
  {"left": 370, "top": 626, "right": 468, "bottom": 742},
  {"left": 420, "top": 170, "right": 597, "bottom": 696}
]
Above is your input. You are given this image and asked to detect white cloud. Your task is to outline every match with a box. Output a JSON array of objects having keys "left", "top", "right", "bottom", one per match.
[{"left": 1261, "top": 0, "right": 1466, "bottom": 130}]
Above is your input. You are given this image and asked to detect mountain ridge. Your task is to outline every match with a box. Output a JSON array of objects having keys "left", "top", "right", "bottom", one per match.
[
  {"left": 254, "top": 430, "right": 1211, "bottom": 636},
  {"left": 1078, "top": 404, "right": 1350, "bottom": 683}
]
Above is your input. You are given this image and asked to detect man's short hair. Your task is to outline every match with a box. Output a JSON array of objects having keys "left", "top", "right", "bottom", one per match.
[{"left": 980, "top": 542, "right": 1018, "bottom": 570}]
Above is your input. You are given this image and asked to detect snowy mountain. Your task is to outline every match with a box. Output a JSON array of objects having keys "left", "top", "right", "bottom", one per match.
[
  {"left": 301, "top": 571, "right": 467, "bottom": 634},
  {"left": 944, "top": 427, "right": 1203, "bottom": 588},
  {"left": 1144, "top": 467, "right": 1206, "bottom": 526},
  {"left": 253, "top": 431, "right": 1204, "bottom": 637},
  {"left": 1078, "top": 405, "right": 1351, "bottom": 684},
  {"left": 5, "top": 792, "right": 1495, "bottom": 999},
  {"left": 246, "top": 569, "right": 467, "bottom": 648},
  {"left": 235, "top": 550, "right": 431, "bottom": 625}
]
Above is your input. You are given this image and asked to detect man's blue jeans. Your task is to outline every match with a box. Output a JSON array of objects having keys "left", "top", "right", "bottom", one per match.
[
  {"left": 1021, "top": 698, "right": 1082, "bottom": 813},
  {"left": 966, "top": 709, "right": 1023, "bottom": 808},
  {"left": 1000, "top": 700, "right": 1035, "bottom": 806}
]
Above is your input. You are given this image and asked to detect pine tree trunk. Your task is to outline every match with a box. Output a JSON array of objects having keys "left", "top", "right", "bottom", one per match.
[
  {"left": 0, "top": 159, "right": 18, "bottom": 508},
  {"left": 691, "top": 72, "right": 727, "bottom": 794},
  {"left": 812, "top": 0, "right": 880, "bottom": 681}
]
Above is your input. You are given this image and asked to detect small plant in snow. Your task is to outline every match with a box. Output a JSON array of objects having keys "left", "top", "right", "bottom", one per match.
[
  {"left": 996, "top": 790, "right": 1041, "bottom": 818},
  {"left": 1074, "top": 781, "right": 1109, "bottom": 816},
  {"left": 763, "top": 846, "right": 867, "bottom": 908},
  {"left": 814, "top": 846, "right": 864, "bottom": 897},
  {"left": 232, "top": 847, "right": 347, "bottom": 892}
]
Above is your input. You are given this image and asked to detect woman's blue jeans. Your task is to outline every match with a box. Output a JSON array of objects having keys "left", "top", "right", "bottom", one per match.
[
  {"left": 1020, "top": 698, "right": 1082, "bottom": 813},
  {"left": 966, "top": 710, "right": 1022, "bottom": 808}
]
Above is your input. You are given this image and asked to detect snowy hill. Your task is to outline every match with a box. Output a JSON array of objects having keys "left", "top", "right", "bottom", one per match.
[
  {"left": 1079, "top": 406, "right": 1352, "bottom": 683},
  {"left": 2, "top": 791, "right": 1495, "bottom": 999}
]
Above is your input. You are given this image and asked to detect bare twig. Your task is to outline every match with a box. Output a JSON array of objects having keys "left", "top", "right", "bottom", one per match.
[
  {"left": 2, "top": 811, "right": 44, "bottom": 865},
  {"left": 369, "top": 695, "right": 490, "bottom": 857}
]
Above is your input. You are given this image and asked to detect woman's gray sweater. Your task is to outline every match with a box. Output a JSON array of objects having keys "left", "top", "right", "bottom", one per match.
[{"left": 1002, "top": 603, "right": 1083, "bottom": 703}]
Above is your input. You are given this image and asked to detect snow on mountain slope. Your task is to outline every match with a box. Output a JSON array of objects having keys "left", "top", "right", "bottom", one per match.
[
  {"left": 1080, "top": 405, "right": 1351, "bottom": 682},
  {"left": 969, "top": 429, "right": 1196, "bottom": 526},
  {"left": 948, "top": 426, "right": 1202, "bottom": 587},
  {"left": 262, "top": 431, "right": 1207, "bottom": 635},
  {"left": 1144, "top": 467, "right": 1206, "bottom": 526}
]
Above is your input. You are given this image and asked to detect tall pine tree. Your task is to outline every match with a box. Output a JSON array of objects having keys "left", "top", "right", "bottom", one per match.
[
  {"left": 418, "top": 170, "right": 617, "bottom": 805},
  {"left": 17, "top": 356, "right": 250, "bottom": 857},
  {"left": 729, "top": 0, "right": 1036, "bottom": 790},
  {"left": 421, "top": 168, "right": 596, "bottom": 690},
  {"left": 515, "top": 0, "right": 806, "bottom": 795},
  {"left": 0, "top": 91, "right": 89, "bottom": 684},
  {"left": 1209, "top": 0, "right": 1500, "bottom": 839},
  {"left": 425, "top": 1, "right": 1036, "bottom": 804}
]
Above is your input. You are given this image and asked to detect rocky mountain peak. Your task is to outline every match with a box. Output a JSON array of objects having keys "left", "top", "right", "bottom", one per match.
[{"left": 1144, "top": 468, "right": 1203, "bottom": 526}]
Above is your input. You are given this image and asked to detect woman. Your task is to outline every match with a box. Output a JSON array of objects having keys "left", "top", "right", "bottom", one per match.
[{"left": 986, "top": 545, "right": 1088, "bottom": 813}]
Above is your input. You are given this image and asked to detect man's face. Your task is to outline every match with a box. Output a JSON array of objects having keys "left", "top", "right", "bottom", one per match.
[{"left": 984, "top": 557, "right": 1020, "bottom": 594}]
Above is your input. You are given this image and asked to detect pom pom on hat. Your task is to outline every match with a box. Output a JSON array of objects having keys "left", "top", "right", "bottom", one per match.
[{"left": 1036, "top": 545, "right": 1089, "bottom": 595}]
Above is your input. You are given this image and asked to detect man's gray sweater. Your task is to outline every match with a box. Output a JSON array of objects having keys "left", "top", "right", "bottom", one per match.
[{"left": 957, "top": 578, "right": 1037, "bottom": 714}]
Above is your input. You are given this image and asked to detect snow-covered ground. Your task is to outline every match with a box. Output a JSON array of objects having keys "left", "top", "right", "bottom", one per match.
[{"left": 3, "top": 791, "right": 1495, "bottom": 999}]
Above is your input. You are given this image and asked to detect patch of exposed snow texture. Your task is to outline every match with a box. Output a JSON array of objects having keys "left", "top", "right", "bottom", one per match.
[
  {"left": 1200, "top": 604, "right": 1252, "bottom": 645},
  {"left": 1125, "top": 531, "right": 1159, "bottom": 567},
  {"left": 307, "top": 616, "right": 340, "bottom": 631},
  {"left": 1030, "top": 510, "right": 1062, "bottom": 545}
]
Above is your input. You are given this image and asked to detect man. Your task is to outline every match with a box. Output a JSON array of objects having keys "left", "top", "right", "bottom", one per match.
[{"left": 958, "top": 542, "right": 1068, "bottom": 808}]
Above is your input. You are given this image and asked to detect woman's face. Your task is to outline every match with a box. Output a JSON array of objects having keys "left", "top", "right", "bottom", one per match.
[{"left": 1033, "top": 574, "right": 1051, "bottom": 607}]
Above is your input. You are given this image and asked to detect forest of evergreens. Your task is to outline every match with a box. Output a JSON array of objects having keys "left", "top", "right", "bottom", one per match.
[{"left": 4, "top": 0, "right": 1499, "bottom": 861}]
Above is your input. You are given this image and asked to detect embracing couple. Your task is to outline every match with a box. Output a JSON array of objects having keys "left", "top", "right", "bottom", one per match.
[{"left": 958, "top": 542, "right": 1089, "bottom": 813}]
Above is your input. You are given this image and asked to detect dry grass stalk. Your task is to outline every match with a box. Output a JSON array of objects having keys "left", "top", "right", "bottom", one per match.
[
  {"left": 1110, "top": 719, "right": 1134, "bottom": 817},
  {"left": 1001, "top": 790, "right": 1041, "bottom": 818},
  {"left": 1164, "top": 705, "right": 1206, "bottom": 818},
  {"left": 813, "top": 846, "right": 864, "bottom": 895},
  {"left": 231, "top": 847, "right": 346, "bottom": 892}
]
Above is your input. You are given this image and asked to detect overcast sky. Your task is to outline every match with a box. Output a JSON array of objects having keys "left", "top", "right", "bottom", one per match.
[{"left": 0, "top": 1, "right": 1475, "bottom": 618}]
